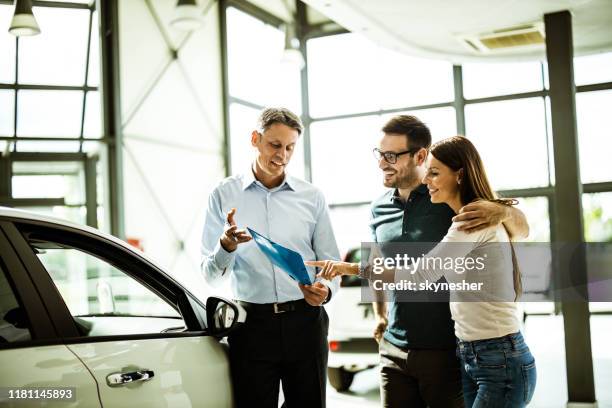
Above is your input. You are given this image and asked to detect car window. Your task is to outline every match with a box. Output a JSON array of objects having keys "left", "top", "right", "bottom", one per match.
[
  {"left": 34, "top": 245, "right": 184, "bottom": 337},
  {"left": 0, "top": 264, "right": 32, "bottom": 343}
]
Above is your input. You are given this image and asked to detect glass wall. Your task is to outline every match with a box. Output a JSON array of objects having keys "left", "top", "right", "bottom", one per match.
[
  {"left": 0, "top": 3, "right": 101, "bottom": 150},
  {"left": 0, "top": 1, "right": 104, "bottom": 228},
  {"left": 306, "top": 32, "right": 456, "bottom": 254},
  {"left": 224, "top": 3, "right": 612, "bottom": 260},
  {"left": 223, "top": 5, "right": 612, "bottom": 403},
  {"left": 225, "top": 6, "right": 304, "bottom": 179}
]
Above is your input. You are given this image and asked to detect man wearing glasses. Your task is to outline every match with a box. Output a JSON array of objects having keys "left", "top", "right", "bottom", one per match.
[{"left": 370, "top": 115, "right": 529, "bottom": 407}]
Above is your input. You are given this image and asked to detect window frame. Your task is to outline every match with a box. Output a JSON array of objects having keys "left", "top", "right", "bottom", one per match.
[{"left": 0, "top": 1, "right": 101, "bottom": 152}]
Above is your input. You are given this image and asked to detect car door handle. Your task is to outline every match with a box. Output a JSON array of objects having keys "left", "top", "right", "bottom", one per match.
[{"left": 106, "top": 369, "right": 155, "bottom": 387}]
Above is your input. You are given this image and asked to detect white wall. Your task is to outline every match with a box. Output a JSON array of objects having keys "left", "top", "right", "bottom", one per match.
[{"left": 119, "top": 0, "right": 225, "bottom": 301}]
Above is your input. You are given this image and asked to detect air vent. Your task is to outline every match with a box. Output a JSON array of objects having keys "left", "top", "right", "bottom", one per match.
[{"left": 458, "top": 23, "right": 545, "bottom": 53}]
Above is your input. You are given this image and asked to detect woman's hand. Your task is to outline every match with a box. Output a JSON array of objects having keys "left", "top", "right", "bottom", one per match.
[{"left": 305, "top": 260, "right": 359, "bottom": 280}]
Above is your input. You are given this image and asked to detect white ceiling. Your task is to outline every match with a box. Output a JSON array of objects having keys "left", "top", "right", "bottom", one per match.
[{"left": 301, "top": 0, "right": 612, "bottom": 62}]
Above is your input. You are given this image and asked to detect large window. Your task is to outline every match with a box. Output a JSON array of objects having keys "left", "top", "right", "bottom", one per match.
[
  {"left": 461, "top": 56, "right": 612, "bottom": 246},
  {"left": 576, "top": 90, "right": 612, "bottom": 184},
  {"left": 465, "top": 97, "right": 550, "bottom": 191},
  {"left": 583, "top": 192, "right": 612, "bottom": 242},
  {"left": 574, "top": 52, "right": 612, "bottom": 86},
  {"left": 0, "top": 2, "right": 104, "bottom": 229},
  {"left": 225, "top": 6, "right": 304, "bottom": 177},
  {"left": 226, "top": 7, "right": 301, "bottom": 112},
  {"left": 222, "top": 6, "right": 612, "bottom": 404},
  {"left": 515, "top": 196, "right": 551, "bottom": 242},
  {"left": 305, "top": 33, "right": 457, "bottom": 253},
  {"left": 224, "top": 3, "right": 612, "bottom": 258},
  {"left": 310, "top": 115, "right": 383, "bottom": 205},
  {"left": 307, "top": 33, "right": 454, "bottom": 118},
  {"left": 0, "top": 3, "right": 102, "bottom": 152},
  {"left": 462, "top": 61, "right": 543, "bottom": 99}
]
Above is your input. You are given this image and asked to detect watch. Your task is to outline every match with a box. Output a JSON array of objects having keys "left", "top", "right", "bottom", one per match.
[
  {"left": 358, "top": 262, "right": 373, "bottom": 280},
  {"left": 322, "top": 286, "right": 332, "bottom": 305}
]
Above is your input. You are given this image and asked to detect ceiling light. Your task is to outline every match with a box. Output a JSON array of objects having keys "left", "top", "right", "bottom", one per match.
[
  {"left": 9, "top": 0, "right": 40, "bottom": 37},
  {"left": 171, "top": 0, "right": 203, "bottom": 31},
  {"left": 281, "top": 23, "right": 305, "bottom": 70}
]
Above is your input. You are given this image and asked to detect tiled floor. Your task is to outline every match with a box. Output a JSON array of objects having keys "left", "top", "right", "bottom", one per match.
[{"left": 325, "top": 314, "right": 612, "bottom": 408}]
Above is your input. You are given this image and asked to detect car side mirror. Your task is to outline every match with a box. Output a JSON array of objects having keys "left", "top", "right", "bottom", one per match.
[{"left": 205, "top": 296, "right": 246, "bottom": 337}]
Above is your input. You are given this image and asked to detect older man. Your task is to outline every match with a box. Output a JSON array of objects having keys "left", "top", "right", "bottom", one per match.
[{"left": 201, "top": 107, "right": 340, "bottom": 408}]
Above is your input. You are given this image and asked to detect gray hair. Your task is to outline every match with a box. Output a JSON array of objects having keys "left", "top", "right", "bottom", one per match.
[{"left": 257, "top": 107, "right": 303, "bottom": 135}]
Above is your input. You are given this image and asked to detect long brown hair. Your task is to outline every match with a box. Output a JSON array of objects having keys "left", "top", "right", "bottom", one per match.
[{"left": 430, "top": 136, "right": 522, "bottom": 301}]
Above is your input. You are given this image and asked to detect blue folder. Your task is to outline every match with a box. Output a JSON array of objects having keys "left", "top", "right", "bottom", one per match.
[{"left": 247, "top": 227, "right": 313, "bottom": 285}]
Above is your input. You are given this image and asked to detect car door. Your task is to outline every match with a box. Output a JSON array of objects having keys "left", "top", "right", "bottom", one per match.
[
  {"left": 3, "top": 219, "right": 233, "bottom": 408},
  {"left": 0, "top": 224, "right": 101, "bottom": 407}
]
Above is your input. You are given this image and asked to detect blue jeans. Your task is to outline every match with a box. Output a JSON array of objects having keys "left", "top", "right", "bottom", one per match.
[{"left": 457, "top": 332, "right": 537, "bottom": 407}]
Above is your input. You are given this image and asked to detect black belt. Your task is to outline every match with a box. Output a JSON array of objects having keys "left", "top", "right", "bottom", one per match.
[{"left": 236, "top": 299, "right": 315, "bottom": 314}]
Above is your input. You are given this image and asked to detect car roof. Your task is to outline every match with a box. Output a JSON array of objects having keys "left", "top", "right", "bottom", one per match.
[
  {"left": 0, "top": 206, "right": 161, "bottom": 272},
  {"left": 0, "top": 206, "right": 207, "bottom": 308}
]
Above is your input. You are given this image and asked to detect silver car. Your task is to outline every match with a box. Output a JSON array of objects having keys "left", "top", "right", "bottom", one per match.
[
  {"left": 326, "top": 248, "right": 379, "bottom": 392},
  {"left": 0, "top": 207, "right": 245, "bottom": 407}
]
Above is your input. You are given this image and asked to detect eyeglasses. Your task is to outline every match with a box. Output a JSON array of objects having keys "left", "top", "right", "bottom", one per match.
[{"left": 373, "top": 147, "right": 421, "bottom": 164}]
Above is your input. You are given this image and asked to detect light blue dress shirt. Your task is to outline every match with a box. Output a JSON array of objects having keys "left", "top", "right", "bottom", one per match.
[{"left": 201, "top": 169, "right": 341, "bottom": 304}]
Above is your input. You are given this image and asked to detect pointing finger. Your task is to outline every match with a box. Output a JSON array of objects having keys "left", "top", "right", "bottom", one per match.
[{"left": 305, "top": 260, "right": 326, "bottom": 267}]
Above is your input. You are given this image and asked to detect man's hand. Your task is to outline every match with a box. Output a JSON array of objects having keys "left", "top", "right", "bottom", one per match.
[
  {"left": 219, "top": 208, "right": 252, "bottom": 252},
  {"left": 298, "top": 281, "right": 329, "bottom": 306},
  {"left": 373, "top": 316, "right": 388, "bottom": 343},
  {"left": 305, "top": 260, "right": 359, "bottom": 280},
  {"left": 452, "top": 200, "right": 509, "bottom": 233}
]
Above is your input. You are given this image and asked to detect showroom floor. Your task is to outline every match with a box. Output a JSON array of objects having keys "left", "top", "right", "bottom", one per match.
[{"left": 321, "top": 314, "right": 612, "bottom": 408}]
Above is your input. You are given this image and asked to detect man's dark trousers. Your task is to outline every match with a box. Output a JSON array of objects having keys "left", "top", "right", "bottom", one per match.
[
  {"left": 379, "top": 337, "right": 464, "bottom": 408},
  {"left": 228, "top": 301, "right": 329, "bottom": 408}
]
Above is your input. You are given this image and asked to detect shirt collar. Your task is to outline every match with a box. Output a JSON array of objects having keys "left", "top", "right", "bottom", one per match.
[
  {"left": 414, "top": 183, "right": 429, "bottom": 195},
  {"left": 390, "top": 184, "right": 428, "bottom": 202},
  {"left": 242, "top": 163, "right": 295, "bottom": 192}
]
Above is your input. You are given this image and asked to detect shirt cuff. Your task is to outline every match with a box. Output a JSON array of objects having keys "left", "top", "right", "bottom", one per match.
[
  {"left": 213, "top": 240, "right": 235, "bottom": 269},
  {"left": 322, "top": 286, "right": 332, "bottom": 304},
  {"left": 323, "top": 280, "right": 337, "bottom": 304}
]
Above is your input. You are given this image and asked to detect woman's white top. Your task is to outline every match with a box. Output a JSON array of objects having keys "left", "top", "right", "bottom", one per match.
[{"left": 395, "top": 221, "right": 521, "bottom": 342}]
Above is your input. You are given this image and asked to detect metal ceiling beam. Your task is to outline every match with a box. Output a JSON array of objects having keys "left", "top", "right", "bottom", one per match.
[
  {"left": 303, "top": 22, "right": 349, "bottom": 40},
  {"left": 228, "top": 96, "right": 264, "bottom": 111},
  {"left": 226, "top": 0, "right": 284, "bottom": 28},
  {"left": 0, "top": 0, "right": 92, "bottom": 9},
  {"left": 0, "top": 83, "right": 98, "bottom": 92},
  {"left": 0, "top": 137, "right": 107, "bottom": 142},
  {"left": 0, "top": 198, "right": 66, "bottom": 207},
  {"left": 311, "top": 101, "right": 454, "bottom": 123},
  {"left": 8, "top": 152, "right": 87, "bottom": 161}
]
